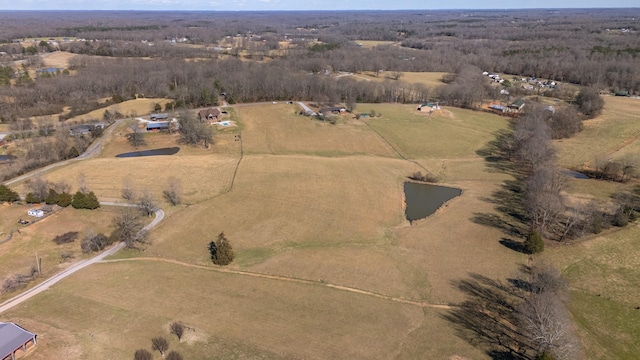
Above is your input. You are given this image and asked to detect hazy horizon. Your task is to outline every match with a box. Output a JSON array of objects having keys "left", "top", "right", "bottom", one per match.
[{"left": 0, "top": 0, "right": 637, "bottom": 12}]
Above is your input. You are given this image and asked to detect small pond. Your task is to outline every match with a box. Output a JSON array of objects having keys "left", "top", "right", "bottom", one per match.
[
  {"left": 0, "top": 155, "right": 16, "bottom": 162},
  {"left": 561, "top": 169, "right": 589, "bottom": 179},
  {"left": 116, "top": 147, "right": 180, "bottom": 158},
  {"left": 404, "top": 182, "right": 462, "bottom": 222}
]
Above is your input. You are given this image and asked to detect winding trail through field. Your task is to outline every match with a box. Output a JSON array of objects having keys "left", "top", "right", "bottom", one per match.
[
  {"left": 0, "top": 203, "right": 164, "bottom": 315},
  {"left": 100, "top": 257, "right": 454, "bottom": 310}
]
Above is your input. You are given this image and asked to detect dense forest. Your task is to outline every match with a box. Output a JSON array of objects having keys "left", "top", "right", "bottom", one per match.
[{"left": 0, "top": 9, "right": 639, "bottom": 121}]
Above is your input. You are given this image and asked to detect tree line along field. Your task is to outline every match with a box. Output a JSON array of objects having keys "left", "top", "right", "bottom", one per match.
[{"left": 0, "top": 9, "right": 640, "bottom": 360}]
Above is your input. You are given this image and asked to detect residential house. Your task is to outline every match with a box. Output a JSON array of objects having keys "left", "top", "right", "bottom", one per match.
[{"left": 198, "top": 108, "right": 222, "bottom": 122}]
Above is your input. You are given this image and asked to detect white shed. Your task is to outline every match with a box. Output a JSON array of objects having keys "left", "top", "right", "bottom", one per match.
[{"left": 27, "top": 209, "right": 44, "bottom": 218}]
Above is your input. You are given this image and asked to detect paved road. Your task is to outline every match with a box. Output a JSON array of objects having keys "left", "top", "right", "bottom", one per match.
[
  {"left": 4, "top": 119, "right": 123, "bottom": 186},
  {"left": 0, "top": 203, "right": 164, "bottom": 314},
  {"left": 296, "top": 101, "right": 316, "bottom": 115}
]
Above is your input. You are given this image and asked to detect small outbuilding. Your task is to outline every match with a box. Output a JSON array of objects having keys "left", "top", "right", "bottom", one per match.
[
  {"left": 150, "top": 113, "right": 169, "bottom": 121},
  {"left": 146, "top": 122, "right": 170, "bottom": 131},
  {"left": 0, "top": 322, "right": 37, "bottom": 360},
  {"left": 27, "top": 209, "right": 44, "bottom": 218}
]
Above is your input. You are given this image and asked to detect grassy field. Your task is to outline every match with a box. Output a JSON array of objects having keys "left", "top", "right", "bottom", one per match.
[
  {"left": 0, "top": 205, "right": 126, "bottom": 303},
  {"left": 555, "top": 96, "right": 640, "bottom": 169},
  {"left": 3, "top": 97, "right": 639, "bottom": 359},
  {"left": 354, "top": 40, "right": 399, "bottom": 48},
  {"left": 541, "top": 224, "right": 640, "bottom": 359},
  {"left": 238, "top": 103, "right": 397, "bottom": 157},
  {"left": 356, "top": 71, "right": 449, "bottom": 90}
]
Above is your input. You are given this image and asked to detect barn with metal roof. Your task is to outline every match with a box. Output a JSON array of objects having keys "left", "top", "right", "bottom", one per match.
[{"left": 0, "top": 322, "right": 37, "bottom": 360}]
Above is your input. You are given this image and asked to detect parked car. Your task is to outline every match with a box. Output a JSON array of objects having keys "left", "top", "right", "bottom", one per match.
[{"left": 17, "top": 219, "right": 29, "bottom": 225}]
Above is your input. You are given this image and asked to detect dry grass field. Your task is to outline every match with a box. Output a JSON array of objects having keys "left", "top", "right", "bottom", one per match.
[
  {"left": 555, "top": 96, "right": 640, "bottom": 169},
  {"left": 356, "top": 71, "right": 448, "bottom": 90},
  {"left": 40, "top": 51, "right": 77, "bottom": 69},
  {"left": 238, "top": 103, "right": 397, "bottom": 157},
  {"left": 541, "top": 223, "right": 640, "bottom": 360},
  {"left": 4, "top": 97, "right": 639, "bottom": 359},
  {"left": 0, "top": 205, "right": 126, "bottom": 303},
  {"left": 354, "top": 40, "right": 399, "bottom": 48},
  {"left": 66, "top": 98, "right": 172, "bottom": 123},
  {"left": 4, "top": 260, "right": 486, "bottom": 359}
]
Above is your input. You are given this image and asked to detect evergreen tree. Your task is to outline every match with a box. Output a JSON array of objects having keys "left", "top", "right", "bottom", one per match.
[
  {"left": 525, "top": 230, "right": 545, "bottom": 254},
  {"left": 56, "top": 192, "right": 72, "bottom": 207},
  {"left": 45, "top": 188, "right": 59, "bottom": 205},
  {"left": 25, "top": 192, "right": 42, "bottom": 204},
  {"left": 0, "top": 185, "right": 20, "bottom": 202},
  {"left": 71, "top": 191, "right": 86, "bottom": 209},
  {"left": 211, "top": 232, "right": 235, "bottom": 266}
]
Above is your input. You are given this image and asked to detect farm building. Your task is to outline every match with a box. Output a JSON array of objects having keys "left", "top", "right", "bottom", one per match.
[
  {"left": 509, "top": 99, "right": 526, "bottom": 111},
  {"left": 27, "top": 209, "right": 44, "bottom": 218},
  {"left": 150, "top": 113, "right": 169, "bottom": 120},
  {"left": 146, "top": 122, "right": 170, "bottom": 131},
  {"left": 0, "top": 322, "right": 37, "bottom": 360},
  {"left": 319, "top": 107, "right": 346, "bottom": 114},
  {"left": 418, "top": 103, "right": 440, "bottom": 111},
  {"left": 198, "top": 108, "right": 222, "bottom": 122}
]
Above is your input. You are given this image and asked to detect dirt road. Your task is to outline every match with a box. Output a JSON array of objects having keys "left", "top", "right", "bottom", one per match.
[{"left": 0, "top": 204, "right": 164, "bottom": 314}]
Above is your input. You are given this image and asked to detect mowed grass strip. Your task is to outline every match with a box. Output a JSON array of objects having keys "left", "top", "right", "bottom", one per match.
[
  {"left": 367, "top": 104, "right": 509, "bottom": 159},
  {"left": 237, "top": 104, "right": 398, "bottom": 157},
  {"left": 6, "top": 260, "right": 434, "bottom": 360},
  {"left": 542, "top": 224, "right": 640, "bottom": 359},
  {"left": 555, "top": 96, "right": 640, "bottom": 168}
]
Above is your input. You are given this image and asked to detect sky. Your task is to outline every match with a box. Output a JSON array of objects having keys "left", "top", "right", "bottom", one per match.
[{"left": 0, "top": 0, "right": 637, "bottom": 11}]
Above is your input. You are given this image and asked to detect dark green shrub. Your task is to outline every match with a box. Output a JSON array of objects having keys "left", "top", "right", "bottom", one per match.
[{"left": 525, "top": 230, "right": 544, "bottom": 254}]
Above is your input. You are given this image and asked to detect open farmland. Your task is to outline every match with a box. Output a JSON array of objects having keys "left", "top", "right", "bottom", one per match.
[
  {"left": 0, "top": 205, "right": 127, "bottom": 302},
  {"left": 2, "top": 96, "right": 639, "bottom": 359},
  {"left": 555, "top": 96, "right": 640, "bottom": 169},
  {"left": 541, "top": 224, "right": 640, "bottom": 360}
]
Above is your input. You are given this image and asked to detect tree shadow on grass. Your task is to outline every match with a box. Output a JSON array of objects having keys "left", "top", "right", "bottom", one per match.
[
  {"left": 473, "top": 129, "right": 530, "bottom": 250},
  {"left": 442, "top": 273, "right": 535, "bottom": 360},
  {"left": 499, "top": 238, "right": 528, "bottom": 254}
]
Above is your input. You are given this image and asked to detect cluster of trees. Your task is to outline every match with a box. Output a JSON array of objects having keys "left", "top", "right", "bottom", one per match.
[
  {"left": 22, "top": 177, "right": 100, "bottom": 209},
  {"left": 133, "top": 322, "right": 186, "bottom": 360},
  {"left": 209, "top": 232, "right": 234, "bottom": 266},
  {"left": 518, "top": 264, "right": 579, "bottom": 359},
  {"left": 178, "top": 113, "right": 213, "bottom": 148},
  {"left": 0, "top": 123, "right": 98, "bottom": 182},
  {"left": 134, "top": 337, "right": 183, "bottom": 360}
]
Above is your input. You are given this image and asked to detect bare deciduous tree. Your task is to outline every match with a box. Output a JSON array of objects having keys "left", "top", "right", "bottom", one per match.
[
  {"left": 111, "top": 211, "right": 147, "bottom": 249},
  {"left": 169, "top": 322, "right": 185, "bottom": 341},
  {"left": 163, "top": 177, "right": 183, "bottom": 206},
  {"left": 134, "top": 349, "right": 153, "bottom": 360},
  {"left": 151, "top": 337, "right": 169, "bottom": 357},
  {"left": 138, "top": 192, "right": 158, "bottom": 217},
  {"left": 166, "top": 351, "right": 183, "bottom": 360},
  {"left": 122, "top": 176, "right": 136, "bottom": 201}
]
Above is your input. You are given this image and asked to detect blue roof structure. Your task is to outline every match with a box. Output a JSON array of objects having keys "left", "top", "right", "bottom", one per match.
[{"left": 0, "top": 322, "right": 37, "bottom": 359}]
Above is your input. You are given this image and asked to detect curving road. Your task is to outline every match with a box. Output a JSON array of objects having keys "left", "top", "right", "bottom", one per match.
[
  {"left": 4, "top": 119, "right": 123, "bottom": 186},
  {"left": 0, "top": 204, "right": 163, "bottom": 314}
]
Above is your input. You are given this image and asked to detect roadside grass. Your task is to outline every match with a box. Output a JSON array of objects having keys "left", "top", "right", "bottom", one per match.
[
  {"left": 367, "top": 104, "right": 509, "bottom": 159},
  {"left": 1, "top": 260, "right": 488, "bottom": 360},
  {"left": 237, "top": 104, "right": 397, "bottom": 157},
  {"left": 555, "top": 96, "right": 640, "bottom": 168},
  {"left": 541, "top": 224, "right": 640, "bottom": 359},
  {"left": 0, "top": 205, "right": 124, "bottom": 302}
]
